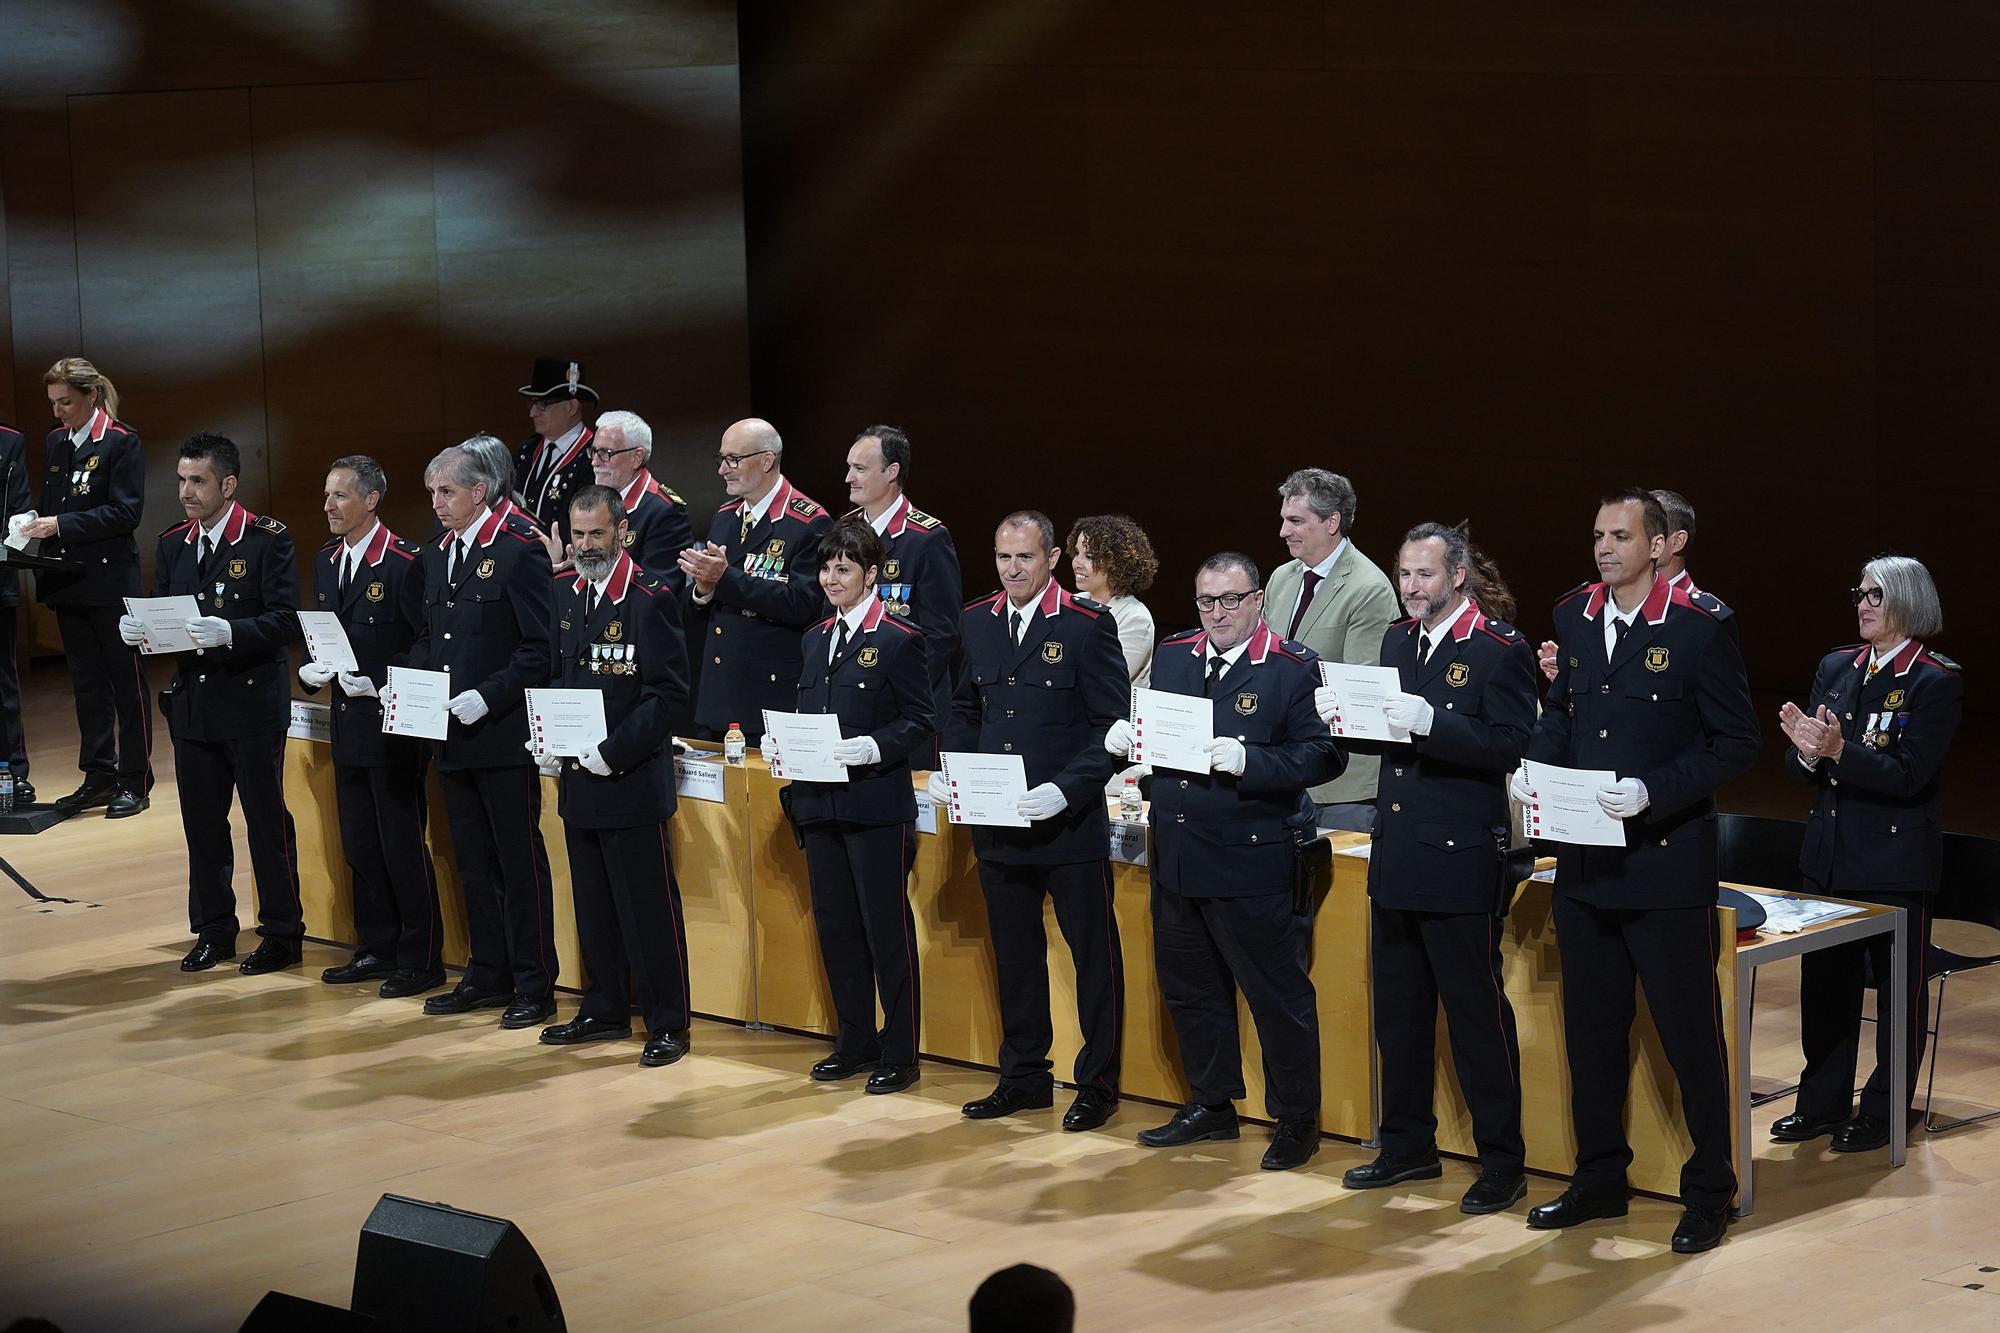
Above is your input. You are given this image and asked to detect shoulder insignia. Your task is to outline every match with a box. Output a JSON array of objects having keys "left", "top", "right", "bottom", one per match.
[
  {"left": 965, "top": 592, "right": 1003, "bottom": 611},
  {"left": 1390, "top": 616, "right": 1418, "bottom": 629},
  {"left": 1073, "top": 595, "right": 1109, "bottom": 614},
  {"left": 1162, "top": 628, "right": 1203, "bottom": 646},
  {"left": 905, "top": 508, "right": 943, "bottom": 531},
  {"left": 663, "top": 488, "right": 686, "bottom": 506},
  {"left": 318, "top": 537, "right": 342, "bottom": 554},
  {"left": 1686, "top": 589, "right": 1732, "bottom": 621},
  {"left": 162, "top": 518, "right": 196, "bottom": 538},
  {"left": 882, "top": 614, "right": 921, "bottom": 636},
  {"left": 811, "top": 615, "right": 837, "bottom": 633},
  {"left": 254, "top": 514, "right": 286, "bottom": 533},
  {"left": 717, "top": 498, "right": 744, "bottom": 514},
  {"left": 1553, "top": 580, "right": 1596, "bottom": 608},
  {"left": 787, "top": 495, "right": 822, "bottom": 519},
  {"left": 1478, "top": 617, "right": 1523, "bottom": 643},
  {"left": 629, "top": 573, "right": 662, "bottom": 597},
  {"left": 1924, "top": 650, "right": 1960, "bottom": 672},
  {"left": 385, "top": 544, "right": 417, "bottom": 562},
  {"left": 1270, "top": 639, "right": 1310, "bottom": 663}
]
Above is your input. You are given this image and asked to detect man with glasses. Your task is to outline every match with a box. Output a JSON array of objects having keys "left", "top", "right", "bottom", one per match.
[
  {"left": 677, "top": 418, "right": 830, "bottom": 742},
  {"left": 590, "top": 410, "right": 694, "bottom": 589},
  {"left": 513, "top": 357, "right": 597, "bottom": 537},
  {"left": 1105, "top": 553, "right": 1343, "bottom": 1169}
]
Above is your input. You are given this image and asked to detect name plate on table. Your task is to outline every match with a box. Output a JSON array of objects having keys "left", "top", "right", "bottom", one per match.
[
  {"left": 914, "top": 793, "right": 939, "bottom": 836},
  {"left": 674, "top": 755, "right": 727, "bottom": 804},
  {"left": 287, "top": 700, "right": 331, "bottom": 744},
  {"left": 1108, "top": 818, "right": 1149, "bottom": 866}
]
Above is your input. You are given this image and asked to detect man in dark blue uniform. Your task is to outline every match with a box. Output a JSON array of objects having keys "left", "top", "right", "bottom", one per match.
[
  {"left": 297, "top": 455, "right": 443, "bottom": 998},
  {"left": 1325, "top": 523, "right": 1536, "bottom": 1210},
  {"left": 0, "top": 422, "right": 34, "bottom": 800},
  {"left": 120, "top": 433, "right": 301, "bottom": 974},
  {"left": 590, "top": 410, "right": 695, "bottom": 587},
  {"left": 1106, "top": 552, "right": 1343, "bottom": 1170},
  {"left": 534, "top": 486, "right": 695, "bottom": 1067},
  {"left": 408, "top": 443, "right": 559, "bottom": 1030},
  {"left": 932, "top": 511, "right": 1128, "bottom": 1133},
  {"left": 512, "top": 357, "right": 597, "bottom": 537},
  {"left": 1517, "top": 486, "right": 1759, "bottom": 1254},
  {"left": 679, "top": 418, "right": 830, "bottom": 743}
]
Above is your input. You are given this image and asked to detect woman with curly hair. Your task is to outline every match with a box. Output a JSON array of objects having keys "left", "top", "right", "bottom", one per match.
[{"left": 1067, "top": 514, "right": 1157, "bottom": 689}]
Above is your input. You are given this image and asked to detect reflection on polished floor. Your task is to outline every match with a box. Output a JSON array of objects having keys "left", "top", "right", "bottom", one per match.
[{"left": 5, "top": 671, "right": 2000, "bottom": 1331}]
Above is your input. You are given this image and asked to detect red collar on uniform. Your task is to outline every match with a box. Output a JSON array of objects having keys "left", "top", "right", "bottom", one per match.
[
  {"left": 493, "top": 498, "right": 522, "bottom": 523},
  {"left": 341, "top": 521, "right": 393, "bottom": 567},
  {"left": 1583, "top": 575, "right": 1670, "bottom": 625},
  {"left": 1852, "top": 639, "right": 1923, "bottom": 677},
  {"left": 471, "top": 506, "right": 506, "bottom": 548},
  {"left": 569, "top": 548, "right": 636, "bottom": 603},
  {"left": 85, "top": 409, "right": 111, "bottom": 444},
  {"left": 990, "top": 577, "right": 1067, "bottom": 620},
  {"left": 1667, "top": 568, "right": 1699, "bottom": 595},
  {"left": 619, "top": 472, "right": 663, "bottom": 511},
  {"left": 184, "top": 500, "right": 250, "bottom": 546},
  {"left": 879, "top": 494, "right": 913, "bottom": 537},
  {"left": 1446, "top": 597, "right": 1485, "bottom": 642},
  {"left": 532, "top": 423, "right": 593, "bottom": 476},
  {"left": 1182, "top": 619, "right": 1277, "bottom": 664}
]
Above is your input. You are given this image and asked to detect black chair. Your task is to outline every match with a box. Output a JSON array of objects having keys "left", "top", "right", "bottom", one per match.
[
  {"left": 1920, "top": 831, "right": 2000, "bottom": 1134},
  {"left": 1719, "top": 814, "right": 1809, "bottom": 1107}
]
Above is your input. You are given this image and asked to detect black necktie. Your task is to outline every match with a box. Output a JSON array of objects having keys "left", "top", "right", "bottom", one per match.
[
  {"left": 1206, "top": 654, "right": 1226, "bottom": 696},
  {"left": 198, "top": 535, "right": 213, "bottom": 573},
  {"left": 448, "top": 540, "right": 462, "bottom": 586},
  {"left": 1009, "top": 610, "right": 1024, "bottom": 647},
  {"left": 1611, "top": 617, "right": 1631, "bottom": 661},
  {"left": 585, "top": 585, "right": 598, "bottom": 620},
  {"left": 836, "top": 619, "right": 851, "bottom": 661},
  {"left": 1416, "top": 634, "right": 1433, "bottom": 671},
  {"left": 339, "top": 550, "right": 354, "bottom": 594}
]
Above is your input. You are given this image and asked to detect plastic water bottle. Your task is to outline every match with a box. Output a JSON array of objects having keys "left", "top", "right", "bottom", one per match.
[
  {"left": 0, "top": 763, "right": 16, "bottom": 815},
  {"left": 1119, "top": 775, "right": 1142, "bottom": 821},
  {"left": 723, "top": 722, "right": 747, "bottom": 767}
]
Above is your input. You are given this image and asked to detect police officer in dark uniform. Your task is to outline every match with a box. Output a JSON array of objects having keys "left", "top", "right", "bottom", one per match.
[
  {"left": 534, "top": 485, "right": 695, "bottom": 1067},
  {"left": 1323, "top": 523, "right": 1536, "bottom": 1211},
  {"left": 297, "top": 455, "right": 443, "bottom": 998},
  {"left": 513, "top": 357, "right": 597, "bottom": 537},
  {"left": 1773, "top": 555, "right": 1961, "bottom": 1153},
  {"left": 0, "top": 421, "right": 34, "bottom": 799},
  {"left": 32, "top": 357, "right": 151, "bottom": 816},
  {"left": 843, "top": 426, "right": 962, "bottom": 751},
  {"left": 1541, "top": 487, "right": 1704, "bottom": 684},
  {"left": 931, "top": 510, "right": 1128, "bottom": 1133},
  {"left": 763, "top": 516, "right": 933, "bottom": 1094},
  {"left": 120, "top": 433, "right": 302, "bottom": 974},
  {"left": 409, "top": 443, "right": 559, "bottom": 1030},
  {"left": 1107, "top": 552, "right": 1343, "bottom": 1170},
  {"left": 679, "top": 418, "right": 831, "bottom": 743},
  {"left": 1516, "top": 486, "right": 1760, "bottom": 1254},
  {"left": 590, "top": 410, "right": 695, "bottom": 588}
]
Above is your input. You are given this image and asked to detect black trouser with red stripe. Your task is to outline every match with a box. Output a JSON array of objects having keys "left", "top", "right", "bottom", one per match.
[
  {"left": 437, "top": 765, "right": 556, "bottom": 999},
  {"left": 55, "top": 604, "right": 153, "bottom": 789},
  {"left": 334, "top": 760, "right": 441, "bottom": 973},
  {"left": 1797, "top": 885, "right": 1931, "bottom": 1124},
  {"left": 177, "top": 730, "right": 300, "bottom": 944},
  {"left": 563, "top": 820, "right": 690, "bottom": 1036},
  {"left": 978, "top": 858, "right": 1124, "bottom": 1097},
  {"left": 802, "top": 820, "right": 920, "bottom": 1067},
  {"left": 1553, "top": 895, "right": 1734, "bottom": 1208}
]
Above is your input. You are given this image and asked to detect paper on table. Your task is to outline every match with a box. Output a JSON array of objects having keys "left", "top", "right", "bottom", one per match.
[
  {"left": 762, "top": 709, "right": 848, "bottom": 784},
  {"left": 1736, "top": 890, "right": 1866, "bottom": 935},
  {"left": 122, "top": 595, "right": 202, "bottom": 655},
  {"left": 382, "top": 665, "right": 450, "bottom": 740},
  {"left": 1519, "top": 759, "right": 1626, "bottom": 847},
  {"left": 938, "top": 751, "right": 1029, "bottom": 828},
  {"left": 1317, "top": 661, "right": 1410, "bottom": 741},
  {"left": 526, "top": 688, "right": 608, "bottom": 758},
  {"left": 1131, "top": 686, "right": 1213, "bottom": 774},
  {"left": 295, "top": 610, "right": 360, "bottom": 673}
]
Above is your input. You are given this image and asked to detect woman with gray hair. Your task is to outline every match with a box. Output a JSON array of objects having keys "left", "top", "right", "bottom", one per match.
[{"left": 1772, "top": 554, "right": 1962, "bottom": 1154}]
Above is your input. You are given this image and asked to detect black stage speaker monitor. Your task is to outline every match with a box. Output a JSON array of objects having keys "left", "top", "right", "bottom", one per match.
[
  {"left": 351, "top": 1194, "right": 566, "bottom": 1332},
  {"left": 241, "top": 1290, "right": 377, "bottom": 1331}
]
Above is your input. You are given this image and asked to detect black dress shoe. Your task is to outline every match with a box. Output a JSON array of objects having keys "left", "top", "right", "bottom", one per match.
[
  {"left": 499, "top": 995, "right": 556, "bottom": 1029},
  {"left": 1461, "top": 1172, "right": 1529, "bottom": 1215},
  {"left": 810, "top": 1053, "right": 873, "bottom": 1082},
  {"left": 15, "top": 778, "right": 36, "bottom": 806},
  {"left": 962, "top": 1085, "right": 1055, "bottom": 1120},
  {"left": 105, "top": 786, "right": 149, "bottom": 819},
  {"left": 540, "top": 1016, "right": 631, "bottom": 1045},
  {"left": 1062, "top": 1088, "right": 1117, "bottom": 1132},
  {"left": 58, "top": 778, "right": 117, "bottom": 811},
  {"left": 422, "top": 984, "right": 512, "bottom": 1015},
  {"left": 321, "top": 954, "right": 396, "bottom": 984},
  {"left": 641, "top": 1029, "right": 692, "bottom": 1066},
  {"left": 1830, "top": 1112, "right": 1892, "bottom": 1153},
  {"left": 179, "top": 939, "right": 237, "bottom": 972},
  {"left": 378, "top": 968, "right": 447, "bottom": 999},
  {"left": 1670, "top": 1204, "right": 1731, "bottom": 1254},
  {"left": 1526, "top": 1186, "right": 1628, "bottom": 1230},
  {"left": 1770, "top": 1109, "right": 1849, "bottom": 1142},
  {"left": 866, "top": 1064, "right": 921, "bottom": 1095},
  {"left": 1261, "top": 1119, "right": 1321, "bottom": 1171},
  {"left": 238, "top": 938, "right": 301, "bottom": 975},
  {"left": 1342, "top": 1155, "right": 1444, "bottom": 1190},
  {"left": 1137, "top": 1102, "right": 1240, "bottom": 1147}
]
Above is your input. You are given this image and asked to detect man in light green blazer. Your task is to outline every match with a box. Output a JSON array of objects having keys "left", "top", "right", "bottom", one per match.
[{"left": 1266, "top": 468, "right": 1398, "bottom": 830}]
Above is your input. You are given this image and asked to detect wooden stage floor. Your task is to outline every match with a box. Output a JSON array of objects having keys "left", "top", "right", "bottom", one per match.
[{"left": 5, "top": 670, "right": 2000, "bottom": 1331}]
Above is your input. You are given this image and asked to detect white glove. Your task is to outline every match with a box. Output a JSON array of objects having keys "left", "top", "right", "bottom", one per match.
[
  {"left": 1206, "top": 736, "right": 1247, "bottom": 777},
  {"left": 523, "top": 735, "right": 551, "bottom": 763},
  {"left": 537, "top": 759, "right": 562, "bottom": 778},
  {"left": 298, "top": 660, "right": 338, "bottom": 688},
  {"left": 1313, "top": 685, "right": 1342, "bottom": 725},
  {"left": 337, "top": 671, "right": 378, "bottom": 699},
  {"left": 833, "top": 736, "right": 881, "bottom": 767},
  {"left": 1596, "top": 778, "right": 1650, "bottom": 820},
  {"left": 1103, "top": 718, "right": 1136, "bottom": 758},
  {"left": 1017, "top": 782, "right": 1068, "bottom": 821},
  {"left": 187, "top": 616, "right": 232, "bottom": 649},
  {"left": 1508, "top": 766, "right": 1536, "bottom": 806},
  {"left": 579, "top": 743, "right": 612, "bottom": 777},
  {"left": 1383, "top": 691, "right": 1434, "bottom": 737},
  {"left": 760, "top": 733, "right": 780, "bottom": 765},
  {"left": 926, "top": 770, "right": 950, "bottom": 805},
  {"left": 118, "top": 614, "right": 148, "bottom": 646},
  {"left": 447, "top": 690, "right": 489, "bottom": 725}
]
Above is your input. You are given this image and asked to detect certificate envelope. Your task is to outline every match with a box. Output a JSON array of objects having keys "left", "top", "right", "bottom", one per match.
[
  {"left": 762, "top": 710, "right": 848, "bottom": 784},
  {"left": 1131, "top": 686, "right": 1213, "bottom": 774},
  {"left": 1519, "top": 759, "right": 1626, "bottom": 848},
  {"left": 295, "top": 610, "right": 361, "bottom": 673},
  {"left": 526, "top": 688, "right": 608, "bottom": 757},
  {"left": 382, "top": 665, "right": 450, "bottom": 741},
  {"left": 122, "top": 595, "right": 202, "bottom": 655},
  {"left": 1316, "top": 661, "right": 1410, "bottom": 741},
  {"left": 938, "top": 751, "right": 1029, "bottom": 828}
]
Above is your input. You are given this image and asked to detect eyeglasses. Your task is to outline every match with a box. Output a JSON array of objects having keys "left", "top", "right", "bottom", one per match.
[
  {"left": 1194, "top": 590, "right": 1260, "bottom": 612},
  {"left": 527, "top": 398, "right": 572, "bottom": 413},
  {"left": 1850, "top": 586, "right": 1884, "bottom": 607},
  {"left": 589, "top": 446, "right": 641, "bottom": 462},
  {"left": 715, "top": 449, "right": 774, "bottom": 470}
]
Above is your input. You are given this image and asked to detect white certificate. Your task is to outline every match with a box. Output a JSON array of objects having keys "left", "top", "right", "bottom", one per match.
[
  {"left": 1519, "top": 760, "right": 1627, "bottom": 848},
  {"left": 295, "top": 610, "right": 360, "bottom": 673},
  {"left": 762, "top": 710, "right": 848, "bottom": 784},
  {"left": 526, "top": 688, "right": 608, "bottom": 758},
  {"left": 1317, "top": 661, "right": 1409, "bottom": 741},
  {"left": 1131, "top": 686, "right": 1213, "bottom": 774},
  {"left": 938, "top": 751, "right": 1029, "bottom": 828},
  {"left": 122, "top": 595, "right": 202, "bottom": 655},
  {"left": 382, "top": 665, "right": 450, "bottom": 741}
]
